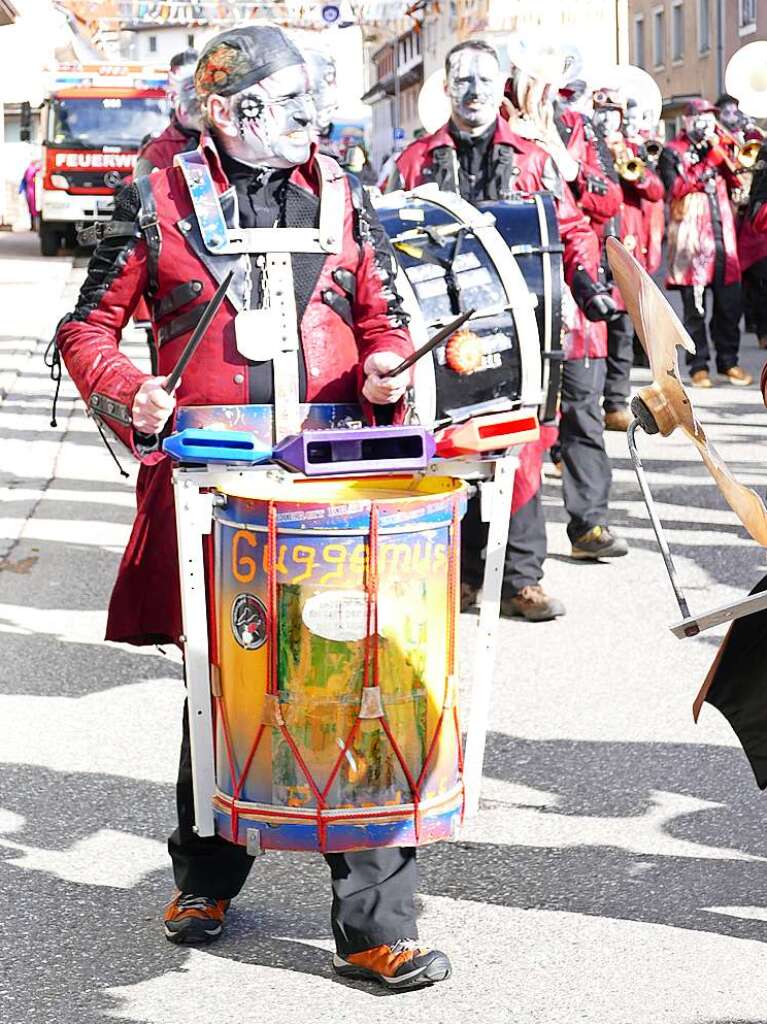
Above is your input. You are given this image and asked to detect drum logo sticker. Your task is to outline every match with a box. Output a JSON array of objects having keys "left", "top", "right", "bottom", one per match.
[{"left": 231, "top": 593, "right": 268, "bottom": 650}]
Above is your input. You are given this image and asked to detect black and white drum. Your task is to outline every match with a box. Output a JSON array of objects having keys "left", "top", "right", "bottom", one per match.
[{"left": 374, "top": 185, "right": 563, "bottom": 427}]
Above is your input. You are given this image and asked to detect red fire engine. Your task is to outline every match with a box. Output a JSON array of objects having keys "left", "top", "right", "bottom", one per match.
[{"left": 39, "top": 64, "right": 169, "bottom": 256}]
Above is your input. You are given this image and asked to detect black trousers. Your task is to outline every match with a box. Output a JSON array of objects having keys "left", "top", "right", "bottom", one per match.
[
  {"left": 603, "top": 313, "right": 634, "bottom": 412},
  {"left": 679, "top": 280, "right": 742, "bottom": 374},
  {"left": 742, "top": 265, "right": 767, "bottom": 337},
  {"left": 460, "top": 486, "right": 546, "bottom": 594},
  {"left": 168, "top": 703, "right": 418, "bottom": 955},
  {"left": 560, "top": 357, "right": 612, "bottom": 541}
]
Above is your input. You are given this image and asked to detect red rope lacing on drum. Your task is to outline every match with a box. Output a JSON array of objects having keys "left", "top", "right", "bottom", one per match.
[
  {"left": 416, "top": 495, "right": 460, "bottom": 799},
  {"left": 365, "top": 502, "right": 423, "bottom": 844}
]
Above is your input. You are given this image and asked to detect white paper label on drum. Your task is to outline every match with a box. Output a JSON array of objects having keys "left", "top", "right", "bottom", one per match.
[
  {"left": 302, "top": 590, "right": 370, "bottom": 642},
  {"left": 235, "top": 308, "right": 281, "bottom": 362},
  {"left": 400, "top": 207, "right": 425, "bottom": 222}
]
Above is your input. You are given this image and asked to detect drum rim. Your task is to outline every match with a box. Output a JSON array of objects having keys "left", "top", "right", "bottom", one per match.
[{"left": 214, "top": 474, "right": 467, "bottom": 503}]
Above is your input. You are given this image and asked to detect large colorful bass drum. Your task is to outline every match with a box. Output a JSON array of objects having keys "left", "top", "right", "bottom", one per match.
[
  {"left": 375, "top": 186, "right": 563, "bottom": 425},
  {"left": 209, "top": 472, "right": 467, "bottom": 853}
]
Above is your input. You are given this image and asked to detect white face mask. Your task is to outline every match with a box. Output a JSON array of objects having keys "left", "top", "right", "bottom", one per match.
[
  {"left": 686, "top": 111, "right": 716, "bottom": 142},
  {"left": 593, "top": 107, "right": 622, "bottom": 137},
  {"left": 174, "top": 72, "right": 202, "bottom": 132},
  {"left": 305, "top": 50, "right": 338, "bottom": 134},
  {"left": 445, "top": 48, "right": 503, "bottom": 134},
  {"left": 211, "top": 64, "right": 315, "bottom": 169}
]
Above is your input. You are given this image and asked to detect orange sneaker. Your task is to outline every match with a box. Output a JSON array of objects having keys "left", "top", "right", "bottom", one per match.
[
  {"left": 718, "top": 366, "right": 753, "bottom": 386},
  {"left": 163, "top": 891, "right": 230, "bottom": 945},
  {"left": 333, "top": 939, "right": 452, "bottom": 990}
]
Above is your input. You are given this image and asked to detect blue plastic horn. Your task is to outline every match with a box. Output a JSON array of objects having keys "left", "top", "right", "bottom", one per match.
[{"left": 163, "top": 428, "right": 272, "bottom": 465}]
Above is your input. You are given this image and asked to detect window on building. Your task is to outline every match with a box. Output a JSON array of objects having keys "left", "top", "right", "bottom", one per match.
[
  {"left": 653, "top": 7, "right": 666, "bottom": 67},
  {"left": 635, "top": 15, "right": 646, "bottom": 67},
  {"left": 699, "top": 0, "right": 710, "bottom": 51},
  {"left": 740, "top": 0, "right": 757, "bottom": 30},
  {"left": 148, "top": 34, "right": 157, "bottom": 54},
  {"left": 672, "top": 1, "right": 684, "bottom": 60},
  {"left": 187, "top": 33, "right": 194, "bottom": 47}
]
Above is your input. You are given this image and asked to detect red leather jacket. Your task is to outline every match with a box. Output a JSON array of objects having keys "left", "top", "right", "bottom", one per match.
[
  {"left": 739, "top": 203, "right": 767, "bottom": 273},
  {"left": 135, "top": 118, "right": 200, "bottom": 176},
  {"left": 392, "top": 118, "right": 605, "bottom": 358},
  {"left": 659, "top": 134, "right": 741, "bottom": 286},
  {"left": 557, "top": 109, "right": 622, "bottom": 233},
  {"left": 56, "top": 139, "right": 413, "bottom": 646}
]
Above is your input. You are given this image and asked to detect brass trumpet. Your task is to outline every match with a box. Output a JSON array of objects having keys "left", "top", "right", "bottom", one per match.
[
  {"left": 615, "top": 154, "right": 647, "bottom": 181},
  {"left": 610, "top": 139, "right": 647, "bottom": 182},
  {"left": 738, "top": 138, "right": 763, "bottom": 168}
]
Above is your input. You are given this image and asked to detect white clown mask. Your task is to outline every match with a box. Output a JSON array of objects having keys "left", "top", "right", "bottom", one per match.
[
  {"left": 209, "top": 64, "right": 316, "bottom": 169},
  {"left": 304, "top": 48, "right": 338, "bottom": 135},
  {"left": 445, "top": 47, "right": 503, "bottom": 135},
  {"left": 172, "top": 68, "right": 203, "bottom": 133}
]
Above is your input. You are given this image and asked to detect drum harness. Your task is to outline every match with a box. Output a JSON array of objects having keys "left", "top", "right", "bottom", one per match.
[{"left": 175, "top": 148, "right": 346, "bottom": 442}]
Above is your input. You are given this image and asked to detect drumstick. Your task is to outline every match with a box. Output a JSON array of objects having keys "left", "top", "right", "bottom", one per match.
[
  {"left": 163, "top": 270, "right": 234, "bottom": 394},
  {"left": 381, "top": 308, "right": 475, "bottom": 378}
]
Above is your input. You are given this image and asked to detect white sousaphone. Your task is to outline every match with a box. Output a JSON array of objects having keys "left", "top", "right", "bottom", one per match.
[{"left": 725, "top": 40, "right": 767, "bottom": 120}]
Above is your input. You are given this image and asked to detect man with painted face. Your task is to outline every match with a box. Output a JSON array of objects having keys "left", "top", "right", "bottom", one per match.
[
  {"left": 303, "top": 46, "right": 338, "bottom": 154},
  {"left": 54, "top": 25, "right": 452, "bottom": 991},
  {"left": 134, "top": 49, "right": 202, "bottom": 178},
  {"left": 658, "top": 98, "right": 750, "bottom": 388},
  {"left": 392, "top": 40, "right": 620, "bottom": 622}
]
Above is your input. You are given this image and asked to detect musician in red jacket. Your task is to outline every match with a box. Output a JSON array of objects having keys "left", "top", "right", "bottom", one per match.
[
  {"left": 738, "top": 139, "right": 767, "bottom": 349},
  {"left": 391, "top": 40, "right": 624, "bottom": 622},
  {"left": 658, "top": 98, "right": 751, "bottom": 388},
  {"left": 591, "top": 88, "right": 664, "bottom": 429},
  {"left": 55, "top": 25, "right": 452, "bottom": 992},
  {"left": 134, "top": 49, "right": 202, "bottom": 178}
]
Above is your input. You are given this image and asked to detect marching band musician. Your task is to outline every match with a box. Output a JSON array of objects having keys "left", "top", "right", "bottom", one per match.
[
  {"left": 134, "top": 49, "right": 203, "bottom": 178},
  {"left": 499, "top": 42, "right": 629, "bottom": 563},
  {"left": 737, "top": 136, "right": 767, "bottom": 349},
  {"left": 623, "top": 98, "right": 665, "bottom": 280},
  {"left": 54, "top": 25, "right": 453, "bottom": 991},
  {"left": 658, "top": 98, "right": 752, "bottom": 388},
  {"left": 591, "top": 88, "right": 664, "bottom": 430},
  {"left": 390, "top": 38, "right": 622, "bottom": 621}
]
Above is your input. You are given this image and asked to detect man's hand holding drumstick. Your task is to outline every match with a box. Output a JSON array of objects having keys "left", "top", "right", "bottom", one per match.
[
  {"left": 362, "top": 352, "right": 411, "bottom": 405},
  {"left": 132, "top": 376, "right": 178, "bottom": 434}
]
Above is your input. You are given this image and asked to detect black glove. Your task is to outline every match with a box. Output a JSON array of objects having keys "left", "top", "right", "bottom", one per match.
[{"left": 571, "top": 269, "right": 622, "bottom": 323}]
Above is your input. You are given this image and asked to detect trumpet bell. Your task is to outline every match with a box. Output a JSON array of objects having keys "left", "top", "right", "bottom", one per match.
[
  {"left": 739, "top": 139, "right": 763, "bottom": 168},
  {"left": 726, "top": 41, "right": 767, "bottom": 119},
  {"left": 643, "top": 139, "right": 663, "bottom": 159},
  {"left": 617, "top": 156, "right": 646, "bottom": 182}
]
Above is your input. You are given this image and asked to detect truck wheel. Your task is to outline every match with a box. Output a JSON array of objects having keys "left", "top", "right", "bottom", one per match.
[{"left": 40, "top": 226, "right": 60, "bottom": 257}]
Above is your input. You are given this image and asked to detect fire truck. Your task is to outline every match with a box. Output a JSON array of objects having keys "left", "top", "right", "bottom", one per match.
[{"left": 39, "top": 64, "right": 169, "bottom": 256}]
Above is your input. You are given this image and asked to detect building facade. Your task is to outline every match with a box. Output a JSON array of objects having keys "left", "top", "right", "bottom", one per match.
[{"left": 628, "top": 0, "right": 767, "bottom": 123}]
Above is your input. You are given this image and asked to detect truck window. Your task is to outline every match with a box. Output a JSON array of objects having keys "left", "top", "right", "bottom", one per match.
[{"left": 49, "top": 97, "right": 169, "bottom": 149}]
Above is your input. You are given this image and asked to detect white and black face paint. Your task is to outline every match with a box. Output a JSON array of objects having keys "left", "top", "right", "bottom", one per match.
[
  {"left": 719, "top": 102, "right": 741, "bottom": 131},
  {"left": 686, "top": 111, "right": 716, "bottom": 143},
  {"left": 305, "top": 49, "right": 338, "bottom": 135},
  {"left": 593, "top": 107, "right": 622, "bottom": 138},
  {"left": 174, "top": 73, "right": 202, "bottom": 132},
  {"left": 212, "top": 64, "right": 315, "bottom": 169},
  {"left": 446, "top": 48, "right": 503, "bottom": 135}
]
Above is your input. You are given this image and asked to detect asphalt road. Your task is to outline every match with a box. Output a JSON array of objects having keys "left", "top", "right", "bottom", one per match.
[{"left": 3, "top": 230, "right": 767, "bottom": 1023}]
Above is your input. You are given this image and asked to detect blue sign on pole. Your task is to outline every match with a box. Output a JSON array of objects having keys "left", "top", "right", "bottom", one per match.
[
  {"left": 393, "top": 127, "right": 406, "bottom": 141},
  {"left": 321, "top": 3, "right": 341, "bottom": 23}
]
